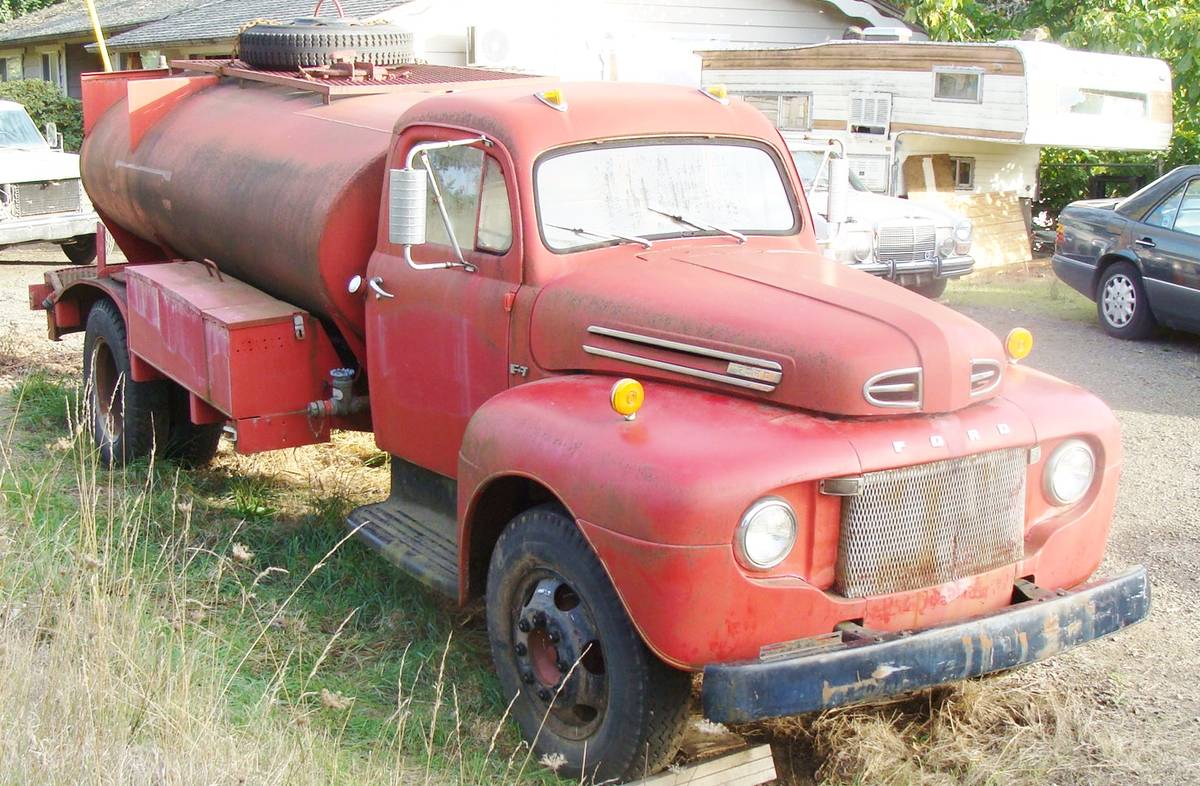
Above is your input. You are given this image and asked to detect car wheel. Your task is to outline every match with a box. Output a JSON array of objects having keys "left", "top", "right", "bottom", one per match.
[
  {"left": 1096, "top": 262, "right": 1156, "bottom": 340},
  {"left": 61, "top": 234, "right": 97, "bottom": 265},
  {"left": 910, "top": 277, "right": 948, "bottom": 299},
  {"left": 83, "top": 300, "right": 169, "bottom": 466},
  {"left": 486, "top": 505, "right": 691, "bottom": 782}
]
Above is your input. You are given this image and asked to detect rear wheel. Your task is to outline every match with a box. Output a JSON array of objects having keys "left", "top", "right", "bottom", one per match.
[
  {"left": 83, "top": 300, "right": 168, "bottom": 466},
  {"left": 1097, "top": 262, "right": 1156, "bottom": 340},
  {"left": 60, "top": 234, "right": 96, "bottom": 265},
  {"left": 163, "top": 384, "right": 223, "bottom": 467},
  {"left": 486, "top": 505, "right": 691, "bottom": 782}
]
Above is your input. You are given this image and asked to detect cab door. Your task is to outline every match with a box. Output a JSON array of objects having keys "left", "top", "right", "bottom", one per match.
[{"left": 365, "top": 127, "right": 521, "bottom": 477}]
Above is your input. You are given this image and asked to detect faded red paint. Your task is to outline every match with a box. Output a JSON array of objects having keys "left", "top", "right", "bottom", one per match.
[{"left": 38, "top": 69, "right": 1131, "bottom": 680}]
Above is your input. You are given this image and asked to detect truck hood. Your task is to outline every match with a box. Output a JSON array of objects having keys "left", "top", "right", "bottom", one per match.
[
  {"left": 0, "top": 147, "right": 81, "bottom": 184},
  {"left": 808, "top": 189, "right": 962, "bottom": 226},
  {"left": 529, "top": 246, "right": 1006, "bottom": 416}
]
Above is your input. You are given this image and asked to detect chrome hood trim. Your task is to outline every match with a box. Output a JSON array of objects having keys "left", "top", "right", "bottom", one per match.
[{"left": 583, "top": 326, "right": 783, "bottom": 392}]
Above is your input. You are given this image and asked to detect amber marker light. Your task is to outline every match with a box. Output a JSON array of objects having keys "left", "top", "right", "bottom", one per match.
[
  {"left": 536, "top": 88, "right": 568, "bottom": 112},
  {"left": 701, "top": 84, "right": 730, "bottom": 105},
  {"left": 610, "top": 378, "right": 645, "bottom": 421},
  {"left": 1006, "top": 327, "right": 1033, "bottom": 362}
]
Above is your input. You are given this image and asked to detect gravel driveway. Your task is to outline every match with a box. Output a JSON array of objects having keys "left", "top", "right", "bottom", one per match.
[{"left": 2, "top": 248, "right": 1197, "bottom": 783}]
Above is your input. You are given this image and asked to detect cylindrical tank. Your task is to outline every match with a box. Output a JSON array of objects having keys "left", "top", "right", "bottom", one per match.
[{"left": 82, "top": 80, "right": 413, "bottom": 351}]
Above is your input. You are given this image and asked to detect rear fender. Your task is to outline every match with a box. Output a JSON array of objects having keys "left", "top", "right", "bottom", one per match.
[{"left": 32, "top": 272, "right": 126, "bottom": 342}]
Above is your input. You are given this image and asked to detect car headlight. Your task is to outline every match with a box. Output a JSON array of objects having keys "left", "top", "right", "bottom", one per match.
[
  {"left": 1043, "top": 439, "right": 1095, "bottom": 506},
  {"left": 936, "top": 227, "right": 955, "bottom": 257},
  {"left": 830, "top": 228, "right": 873, "bottom": 263},
  {"left": 735, "top": 497, "right": 797, "bottom": 570},
  {"left": 954, "top": 219, "right": 973, "bottom": 255}
]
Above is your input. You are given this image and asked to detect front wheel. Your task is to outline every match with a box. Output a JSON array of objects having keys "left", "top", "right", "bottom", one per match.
[
  {"left": 1097, "top": 262, "right": 1156, "bottom": 340},
  {"left": 60, "top": 234, "right": 97, "bottom": 265},
  {"left": 909, "top": 276, "right": 948, "bottom": 299},
  {"left": 486, "top": 505, "right": 691, "bottom": 783}
]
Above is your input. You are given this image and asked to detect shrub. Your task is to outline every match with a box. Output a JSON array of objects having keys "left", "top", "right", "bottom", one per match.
[{"left": 0, "top": 78, "right": 83, "bottom": 151}]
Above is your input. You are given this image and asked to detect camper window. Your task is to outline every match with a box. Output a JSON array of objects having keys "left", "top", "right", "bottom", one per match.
[
  {"left": 739, "top": 93, "right": 812, "bottom": 131},
  {"left": 933, "top": 67, "right": 983, "bottom": 103},
  {"left": 1061, "top": 88, "right": 1148, "bottom": 120},
  {"left": 951, "top": 157, "right": 975, "bottom": 191}
]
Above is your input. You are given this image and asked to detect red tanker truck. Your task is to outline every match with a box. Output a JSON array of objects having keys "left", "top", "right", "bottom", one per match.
[{"left": 30, "top": 58, "right": 1148, "bottom": 782}]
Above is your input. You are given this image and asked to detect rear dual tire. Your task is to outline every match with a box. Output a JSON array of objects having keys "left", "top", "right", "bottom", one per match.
[{"left": 83, "top": 300, "right": 222, "bottom": 467}]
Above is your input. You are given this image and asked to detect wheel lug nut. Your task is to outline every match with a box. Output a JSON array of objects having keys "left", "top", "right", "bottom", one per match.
[
  {"left": 548, "top": 629, "right": 561, "bottom": 644},
  {"left": 537, "top": 688, "right": 551, "bottom": 701},
  {"left": 521, "top": 671, "right": 535, "bottom": 684},
  {"left": 533, "top": 611, "right": 547, "bottom": 626},
  {"left": 517, "top": 618, "right": 531, "bottom": 633},
  {"left": 514, "top": 643, "right": 527, "bottom": 656}
]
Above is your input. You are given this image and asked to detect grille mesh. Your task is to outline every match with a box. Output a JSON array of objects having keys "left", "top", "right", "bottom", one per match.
[
  {"left": 835, "top": 448, "right": 1028, "bottom": 599},
  {"left": 11, "top": 180, "right": 81, "bottom": 217},
  {"left": 877, "top": 223, "right": 936, "bottom": 263}
]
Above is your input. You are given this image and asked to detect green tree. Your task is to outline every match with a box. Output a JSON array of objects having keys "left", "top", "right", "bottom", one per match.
[
  {"left": 0, "top": 79, "right": 83, "bottom": 151},
  {"left": 0, "top": 0, "right": 64, "bottom": 24},
  {"left": 896, "top": 0, "right": 1200, "bottom": 210}
]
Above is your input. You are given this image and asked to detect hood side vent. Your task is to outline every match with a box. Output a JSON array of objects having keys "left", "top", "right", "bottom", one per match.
[
  {"left": 863, "top": 367, "right": 922, "bottom": 409},
  {"left": 970, "top": 359, "right": 1002, "bottom": 397}
]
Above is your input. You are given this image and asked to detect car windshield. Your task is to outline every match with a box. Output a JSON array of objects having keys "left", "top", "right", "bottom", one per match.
[
  {"left": 0, "top": 106, "right": 47, "bottom": 149},
  {"left": 536, "top": 139, "right": 796, "bottom": 252},
  {"left": 790, "top": 150, "right": 868, "bottom": 193}
]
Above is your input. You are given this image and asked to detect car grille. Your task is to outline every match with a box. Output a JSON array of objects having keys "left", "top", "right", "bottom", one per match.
[
  {"left": 876, "top": 222, "right": 937, "bottom": 263},
  {"left": 834, "top": 448, "right": 1028, "bottom": 599},
  {"left": 10, "top": 180, "right": 81, "bottom": 217}
]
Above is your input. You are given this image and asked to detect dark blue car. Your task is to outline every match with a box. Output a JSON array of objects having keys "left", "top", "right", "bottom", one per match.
[{"left": 1053, "top": 165, "right": 1200, "bottom": 339}]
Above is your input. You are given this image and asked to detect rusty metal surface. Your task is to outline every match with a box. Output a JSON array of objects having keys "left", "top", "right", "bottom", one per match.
[
  {"left": 835, "top": 448, "right": 1028, "bottom": 598},
  {"left": 701, "top": 566, "right": 1150, "bottom": 724}
]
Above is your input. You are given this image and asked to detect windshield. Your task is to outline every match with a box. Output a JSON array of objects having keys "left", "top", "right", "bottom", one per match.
[
  {"left": 790, "top": 150, "right": 868, "bottom": 193},
  {"left": 0, "top": 106, "right": 47, "bottom": 149},
  {"left": 536, "top": 139, "right": 796, "bottom": 252}
]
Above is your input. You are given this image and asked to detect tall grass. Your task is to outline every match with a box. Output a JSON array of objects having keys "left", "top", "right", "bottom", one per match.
[{"left": 0, "top": 375, "right": 561, "bottom": 785}]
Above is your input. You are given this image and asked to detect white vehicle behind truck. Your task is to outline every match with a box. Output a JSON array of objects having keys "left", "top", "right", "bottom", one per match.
[
  {"left": 0, "top": 99, "right": 99, "bottom": 264},
  {"left": 796, "top": 142, "right": 974, "bottom": 298}
]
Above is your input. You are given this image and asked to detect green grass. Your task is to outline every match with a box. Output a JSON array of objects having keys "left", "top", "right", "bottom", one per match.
[
  {"left": 0, "top": 373, "right": 561, "bottom": 785},
  {"left": 943, "top": 270, "right": 1096, "bottom": 323}
]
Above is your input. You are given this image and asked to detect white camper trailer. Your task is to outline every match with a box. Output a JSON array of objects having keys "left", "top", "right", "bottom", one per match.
[{"left": 702, "top": 40, "right": 1173, "bottom": 266}]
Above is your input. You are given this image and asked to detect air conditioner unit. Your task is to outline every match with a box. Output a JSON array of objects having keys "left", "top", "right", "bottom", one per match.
[
  {"left": 848, "top": 91, "right": 892, "bottom": 136},
  {"left": 862, "top": 26, "right": 913, "bottom": 42},
  {"left": 467, "top": 25, "right": 517, "bottom": 68}
]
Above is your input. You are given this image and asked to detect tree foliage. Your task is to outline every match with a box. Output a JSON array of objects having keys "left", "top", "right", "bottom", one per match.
[
  {"left": 896, "top": 0, "right": 1200, "bottom": 210},
  {"left": 0, "top": 79, "right": 83, "bottom": 151},
  {"left": 0, "top": 0, "right": 64, "bottom": 24}
]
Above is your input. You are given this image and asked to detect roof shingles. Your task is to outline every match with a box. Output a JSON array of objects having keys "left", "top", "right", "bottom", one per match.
[{"left": 0, "top": 0, "right": 198, "bottom": 45}]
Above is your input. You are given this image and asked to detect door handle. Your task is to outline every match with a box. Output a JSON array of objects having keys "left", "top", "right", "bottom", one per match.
[
  {"left": 1134, "top": 237, "right": 1157, "bottom": 248},
  {"left": 368, "top": 276, "right": 395, "bottom": 299}
]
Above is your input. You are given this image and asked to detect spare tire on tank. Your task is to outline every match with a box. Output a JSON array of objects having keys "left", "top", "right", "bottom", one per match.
[{"left": 237, "top": 17, "right": 413, "bottom": 69}]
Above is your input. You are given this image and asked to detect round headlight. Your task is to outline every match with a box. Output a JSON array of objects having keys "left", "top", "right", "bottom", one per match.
[
  {"left": 850, "top": 230, "right": 873, "bottom": 262},
  {"left": 954, "top": 219, "right": 973, "bottom": 255},
  {"left": 1044, "top": 439, "right": 1095, "bottom": 506},
  {"left": 735, "top": 497, "right": 797, "bottom": 570},
  {"left": 937, "top": 231, "right": 956, "bottom": 257}
]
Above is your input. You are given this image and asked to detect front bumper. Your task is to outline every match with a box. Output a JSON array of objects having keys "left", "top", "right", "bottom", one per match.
[
  {"left": 702, "top": 566, "right": 1149, "bottom": 724},
  {"left": 849, "top": 253, "right": 974, "bottom": 281},
  {"left": 0, "top": 213, "right": 97, "bottom": 247}
]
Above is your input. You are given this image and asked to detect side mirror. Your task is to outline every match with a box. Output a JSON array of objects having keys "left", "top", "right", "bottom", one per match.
[
  {"left": 44, "top": 121, "right": 62, "bottom": 150},
  {"left": 388, "top": 168, "right": 427, "bottom": 246},
  {"left": 826, "top": 157, "right": 850, "bottom": 226}
]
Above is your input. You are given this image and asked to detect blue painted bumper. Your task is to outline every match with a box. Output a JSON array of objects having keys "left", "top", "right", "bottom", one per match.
[{"left": 702, "top": 567, "right": 1150, "bottom": 724}]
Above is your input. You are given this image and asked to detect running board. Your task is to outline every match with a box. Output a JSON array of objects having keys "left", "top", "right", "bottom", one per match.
[{"left": 347, "top": 458, "right": 458, "bottom": 598}]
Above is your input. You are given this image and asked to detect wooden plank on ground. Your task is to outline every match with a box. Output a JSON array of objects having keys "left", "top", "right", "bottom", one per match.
[{"left": 626, "top": 745, "right": 776, "bottom": 786}]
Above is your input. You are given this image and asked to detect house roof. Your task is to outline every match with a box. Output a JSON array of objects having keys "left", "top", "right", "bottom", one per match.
[
  {"left": 101, "top": 0, "right": 406, "bottom": 51},
  {"left": 0, "top": 0, "right": 197, "bottom": 46}
]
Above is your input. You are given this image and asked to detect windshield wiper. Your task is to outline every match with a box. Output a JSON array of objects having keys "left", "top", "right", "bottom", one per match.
[
  {"left": 546, "top": 223, "right": 653, "bottom": 250},
  {"left": 648, "top": 206, "right": 747, "bottom": 244}
]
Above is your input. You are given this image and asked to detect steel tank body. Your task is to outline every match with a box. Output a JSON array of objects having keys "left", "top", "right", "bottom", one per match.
[{"left": 82, "top": 81, "right": 415, "bottom": 351}]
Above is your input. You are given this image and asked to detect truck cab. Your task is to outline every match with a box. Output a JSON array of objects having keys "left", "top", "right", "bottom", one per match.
[
  {"left": 33, "top": 65, "right": 1148, "bottom": 784},
  {"left": 0, "top": 99, "right": 100, "bottom": 264}
]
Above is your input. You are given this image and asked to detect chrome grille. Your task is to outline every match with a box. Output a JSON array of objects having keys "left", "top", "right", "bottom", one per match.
[
  {"left": 834, "top": 448, "right": 1027, "bottom": 599},
  {"left": 876, "top": 222, "right": 936, "bottom": 263},
  {"left": 970, "top": 359, "right": 1002, "bottom": 396},
  {"left": 10, "top": 180, "right": 81, "bottom": 217},
  {"left": 863, "top": 367, "right": 922, "bottom": 409}
]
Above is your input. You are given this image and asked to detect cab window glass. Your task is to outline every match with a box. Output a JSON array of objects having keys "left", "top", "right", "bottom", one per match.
[
  {"left": 1144, "top": 183, "right": 1186, "bottom": 229},
  {"left": 1172, "top": 180, "right": 1200, "bottom": 236},
  {"left": 477, "top": 156, "right": 513, "bottom": 253}
]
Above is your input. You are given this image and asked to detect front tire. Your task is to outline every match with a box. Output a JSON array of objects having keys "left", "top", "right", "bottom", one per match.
[
  {"left": 910, "top": 276, "right": 948, "bottom": 299},
  {"left": 83, "top": 300, "right": 168, "bottom": 466},
  {"left": 61, "top": 234, "right": 97, "bottom": 265},
  {"left": 1097, "top": 262, "right": 1156, "bottom": 340},
  {"left": 486, "top": 505, "right": 690, "bottom": 783}
]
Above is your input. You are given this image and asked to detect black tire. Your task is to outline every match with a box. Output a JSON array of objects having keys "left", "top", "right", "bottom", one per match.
[
  {"left": 237, "top": 20, "right": 412, "bottom": 69},
  {"left": 61, "top": 234, "right": 96, "bottom": 265},
  {"left": 163, "top": 383, "right": 223, "bottom": 467},
  {"left": 486, "top": 505, "right": 691, "bottom": 783},
  {"left": 83, "top": 300, "right": 169, "bottom": 466},
  {"left": 910, "top": 276, "right": 948, "bottom": 299},
  {"left": 1096, "top": 262, "right": 1156, "bottom": 340}
]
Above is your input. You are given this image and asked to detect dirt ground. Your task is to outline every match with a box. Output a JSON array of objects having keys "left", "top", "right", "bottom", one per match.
[{"left": 1, "top": 245, "right": 1198, "bottom": 784}]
